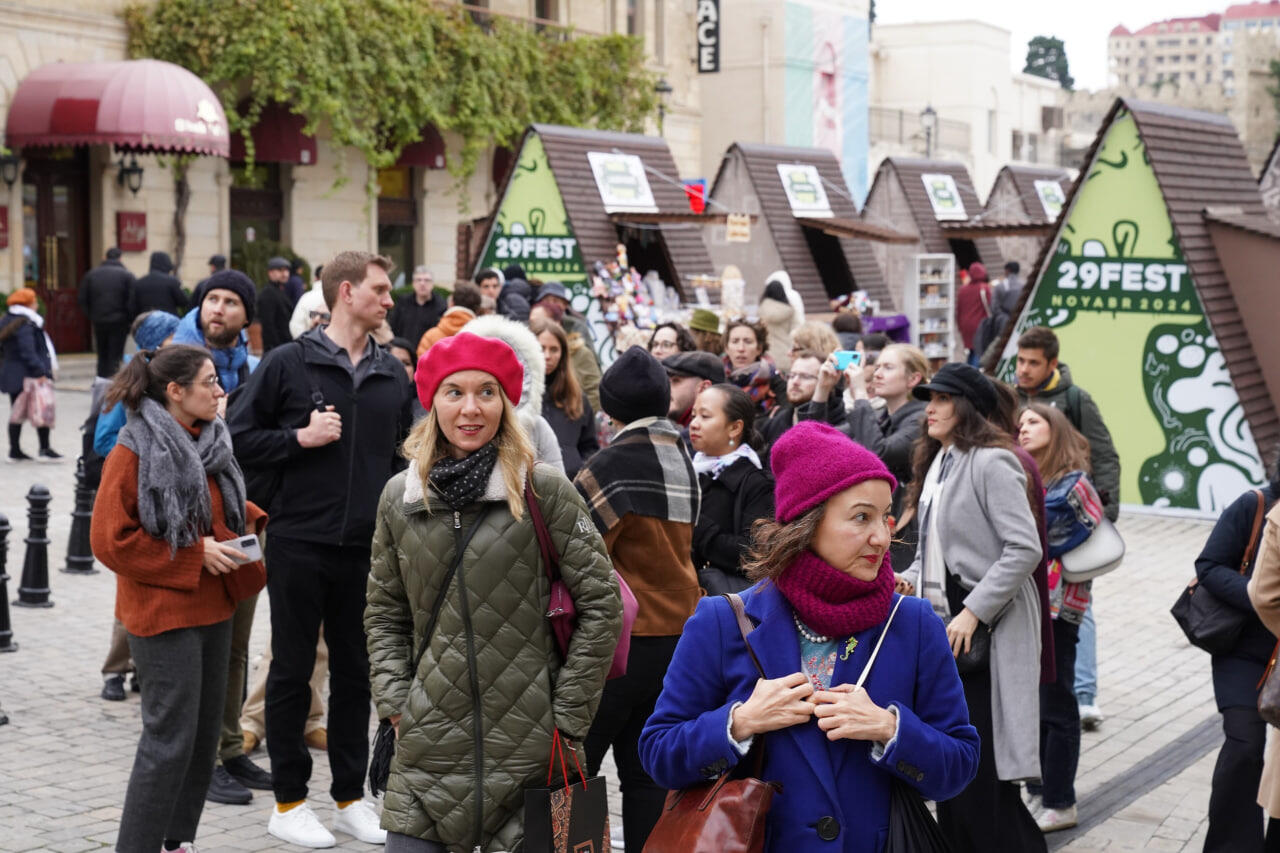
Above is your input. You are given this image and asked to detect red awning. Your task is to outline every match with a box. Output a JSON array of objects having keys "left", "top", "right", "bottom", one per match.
[
  {"left": 229, "top": 102, "right": 317, "bottom": 165},
  {"left": 6, "top": 59, "right": 229, "bottom": 156},
  {"left": 396, "top": 124, "right": 446, "bottom": 169}
]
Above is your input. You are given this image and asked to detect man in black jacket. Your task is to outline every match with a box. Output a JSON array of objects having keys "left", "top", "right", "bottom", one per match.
[
  {"left": 388, "top": 265, "right": 444, "bottom": 346},
  {"left": 132, "top": 251, "right": 186, "bottom": 316},
  {"left": 78, "top": 247, "right": 136, "bottom": 377},
  {"left": 760, "top": 350, "right": 845, "bottom": 451},
  {"left": 228, "top": 250, "right": 414, "bottom": 847},
  {"left": 256, "top": 257, "right": 293, "bottom": 352}
]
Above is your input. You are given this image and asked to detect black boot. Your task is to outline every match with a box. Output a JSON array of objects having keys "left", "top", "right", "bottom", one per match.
[
  {"left": 7, "top": 423, "right": 29, "bottom": 462},
  {"left": 206, "top": 765, "right": 253, "bottom": 805},
  {"left": 35, "top": 427, "right": 61, "bottom": 463}
]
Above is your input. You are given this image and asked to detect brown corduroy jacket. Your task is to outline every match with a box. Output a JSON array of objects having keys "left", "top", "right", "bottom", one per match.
[
  {"left": 1248, "top": 504, "right": 1280, "bottom": 818},
  {"left": 90, "top": 443, "right": 267, "bottom": 637}
]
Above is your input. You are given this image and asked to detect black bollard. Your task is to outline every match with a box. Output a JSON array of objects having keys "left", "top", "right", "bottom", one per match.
[
  {"left": 0, "top": 514, "right": 16, "bottom": 651},
  {"left": 14, "top": 485, "right": 53, "bottom": 608},
  {"left": 62, "top": 457, "right": 98, "bottom": 575}
]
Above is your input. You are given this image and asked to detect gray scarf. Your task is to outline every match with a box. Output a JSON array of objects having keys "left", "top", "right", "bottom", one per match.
[{"left": 117, "top": 397, "right": 246, "bottom": 554}]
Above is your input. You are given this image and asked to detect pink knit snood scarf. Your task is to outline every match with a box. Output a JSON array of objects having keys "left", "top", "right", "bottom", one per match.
[{"left": 774, "top": 549, "right": 895, "bottom": 638}]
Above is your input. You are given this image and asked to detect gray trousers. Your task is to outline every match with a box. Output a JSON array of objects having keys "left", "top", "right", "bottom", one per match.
[{"left": 116, "top": 619, "right": 232, "bottom": 853}]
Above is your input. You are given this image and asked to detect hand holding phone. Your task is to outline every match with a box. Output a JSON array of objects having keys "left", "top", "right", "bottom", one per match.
[
  {"left": 833, "top": 350, "right": 863, "bottom": 371},
  {"left": 217, "top": 534, "right": 263, "bottom": 565}
]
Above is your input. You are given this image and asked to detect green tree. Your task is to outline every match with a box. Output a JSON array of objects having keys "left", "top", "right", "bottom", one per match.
[
  {"left": 1024, "top": 35, "right": 1074, "bottom": 91},
  {"left": 123, "top": 0, "right": 658, "bottom": 191}
]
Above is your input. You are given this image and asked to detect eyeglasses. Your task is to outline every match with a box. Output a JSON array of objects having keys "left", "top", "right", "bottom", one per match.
[
  {"left": 193, "top": 375, "right": 222, "bottom": 389},
  {"left": 788, "top": 372, "right": 818, "bottom": 383},
  {"left": 309, "top": 311, "right": 331, "bottom": 322}
]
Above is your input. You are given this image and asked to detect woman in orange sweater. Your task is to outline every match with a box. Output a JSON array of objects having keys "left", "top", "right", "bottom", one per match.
[{"left": 89, "top": 344, "right": 266, "bottom": 853}]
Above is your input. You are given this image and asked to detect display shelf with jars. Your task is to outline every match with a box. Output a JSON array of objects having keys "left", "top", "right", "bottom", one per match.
[{"left": 911, "top": 253, "right": 956, "bottom": 364}]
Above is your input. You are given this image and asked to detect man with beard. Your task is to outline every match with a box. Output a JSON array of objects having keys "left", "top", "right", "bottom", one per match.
[
  {"left": 175, "top": 271, "right": 260, "bottom": 394},
  {"left": 759, "top": 349, "right": 847, "bottom": 455}
]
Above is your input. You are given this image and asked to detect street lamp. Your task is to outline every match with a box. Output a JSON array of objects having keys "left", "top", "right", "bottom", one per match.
[
  {"left": 655, "top": 77, "right": 674, "bottom": 136},
  {"left": 0, "top": 152, "right": 19, "bottom": 188},
  {"left": 920, "top": 105, "right": 937, "bottom": 159},
  {"left": 116, "top": 153, "right": 144, "bottom": 195}
]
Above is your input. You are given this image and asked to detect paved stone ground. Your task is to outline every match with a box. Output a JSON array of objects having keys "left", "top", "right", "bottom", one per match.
[{"left": 0, "top": 373, "right": 1248, "bottom": 851}]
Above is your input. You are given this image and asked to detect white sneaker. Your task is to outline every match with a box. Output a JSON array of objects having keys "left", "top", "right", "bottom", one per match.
[
  {"left": 333, "top": 799, "right": 388, "bottom": 844},
  {"left": 1079, "top": 702, "right": 1104, "bottom": 731},
  {"left": 1037, "top": 804, "right": 1078, "bottom": 832},
  {"left": 159, "top": 845, "right": 198, "bottom": 853},
  {"left": 1023, "top": 791, "right": 1043, "bottom": 816},
  {"left": 268, "top": 803, "right": 336, "bottom": 848}
]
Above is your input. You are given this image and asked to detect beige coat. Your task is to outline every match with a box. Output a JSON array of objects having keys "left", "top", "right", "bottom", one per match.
[{"left": 1247, "top": 504, "right": 1280, "bottom": 818}]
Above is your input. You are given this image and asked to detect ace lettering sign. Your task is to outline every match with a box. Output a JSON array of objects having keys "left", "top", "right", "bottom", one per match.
[{"left": 696, "top": 0, "right": 720, "bottom": 73}]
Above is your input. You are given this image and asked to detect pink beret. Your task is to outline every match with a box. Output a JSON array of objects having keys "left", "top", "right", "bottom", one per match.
[{"left": 414, "top": 332, "right": 524, "bottom": 410}]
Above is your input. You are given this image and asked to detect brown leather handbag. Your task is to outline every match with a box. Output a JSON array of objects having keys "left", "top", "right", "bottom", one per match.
[{"left": 643, "top": 594, "right": 780, "bottom": 853}]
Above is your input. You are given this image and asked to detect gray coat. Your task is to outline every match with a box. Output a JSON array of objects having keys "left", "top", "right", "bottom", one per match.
[{"left": 902, "top": 445, "right": 1043, "bottom": 782}]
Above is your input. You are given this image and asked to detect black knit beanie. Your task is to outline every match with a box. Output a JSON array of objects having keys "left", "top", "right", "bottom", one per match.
[{"left": 599, "top": 346, "right": 671, "bottom": 425}]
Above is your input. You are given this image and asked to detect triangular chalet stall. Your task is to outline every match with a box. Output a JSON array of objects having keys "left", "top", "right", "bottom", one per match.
[
  {"left": 978, "top": 164, "right": 1073, "bottom": 275},
  {"left": 995, "top": 99, "right": 1277, "bottom": 515},
  {"left": 703, "top": 142, "right": 901, "bottom": 313},
  {"left": 470, "top": 124, "right": 712, "bottom": 311},
  {"left": 860, "top": 157, "right": 1006, "bottom": 322}
]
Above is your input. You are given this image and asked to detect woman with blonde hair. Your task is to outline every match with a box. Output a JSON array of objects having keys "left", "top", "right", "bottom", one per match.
[
  {"left": 365, "top": 332, "right": 622, "bottom": 853},
  {"left": 840, "top": 343, "right": 930, "bottom": 571},
  {"left": 789, "top": 320, "right": 840, "bottom": 362}
]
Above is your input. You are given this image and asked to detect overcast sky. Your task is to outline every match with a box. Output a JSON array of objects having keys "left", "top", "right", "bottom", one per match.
[{"left": 875, "top": 0, "right": 1227, "bottom": 91}]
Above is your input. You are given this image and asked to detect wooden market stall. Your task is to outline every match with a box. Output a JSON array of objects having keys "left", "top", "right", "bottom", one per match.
[
  {"left": 703, "top": 142, "right": 906, "bottom": 312},
  {"left": 977, "top": 164, "right": 1073, "bottom": 273},
  {"left": 993, "top": 98, "right": 1280, "bottom": 515}
]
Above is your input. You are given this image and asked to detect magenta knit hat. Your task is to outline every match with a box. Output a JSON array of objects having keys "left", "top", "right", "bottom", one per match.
[{"left": 771, "top": 421, "right": 897, "bottom": 522}]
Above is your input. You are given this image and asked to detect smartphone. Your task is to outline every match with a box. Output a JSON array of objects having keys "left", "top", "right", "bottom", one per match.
[
  {"left": 833, "top": 350, "right": 863, "bottom": 371},
  {"left": 219, "top": 534, "right": 263, "bottom": 565}
]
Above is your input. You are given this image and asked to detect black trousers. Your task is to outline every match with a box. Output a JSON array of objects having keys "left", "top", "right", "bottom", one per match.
[
  {"left": 936, "top": 665, "right": 1047, "bottom": 853},
  {"left": 117, "top": 620, "right": 231, "bottom": 853},
  {"left": 1206, "top": 705, "right": 1280, "bottom": 852},
  {"left": 94, "top": 322, "right": 129, "bottom": 378},
  {"left": 585, "top": 635, "right": 680, "bottom": 851},
  {"left": 265, "top": 535, "right": 371, "bottom": 804},
  {"left": 1027, "top": 618, "right": 1080, "bottom": 809}
]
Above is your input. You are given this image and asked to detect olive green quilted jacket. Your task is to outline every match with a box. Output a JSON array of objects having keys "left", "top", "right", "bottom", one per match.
[{"left": 366, "top": 462, "right": 622, "bottom": 852}]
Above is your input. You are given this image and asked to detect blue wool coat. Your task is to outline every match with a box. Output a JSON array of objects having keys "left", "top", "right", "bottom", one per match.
[{"left": 640, "top": 583, "right": 979, "bottom": 853}]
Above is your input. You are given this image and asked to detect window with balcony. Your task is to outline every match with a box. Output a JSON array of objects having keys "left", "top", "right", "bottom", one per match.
[
  {"left": 1206, "top": 71, "right": 1212, "bottom": 82},
  {"left": 1188, "top": 71, "right": 1196, "bottom": 82},
  {"left": 1171, "top": 54, "right": 1181, "bottom": 63},
  {"left": 626, "top": 0, "right": 639, "bottom": 35},
  {"left": 1170, "top": 72, "right": 1181, "bottom": 82}
]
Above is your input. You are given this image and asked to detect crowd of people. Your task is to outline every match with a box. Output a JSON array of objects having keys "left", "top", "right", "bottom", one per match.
[{"left": 13, "top": 244, "right": 1279, "bottom": 852}]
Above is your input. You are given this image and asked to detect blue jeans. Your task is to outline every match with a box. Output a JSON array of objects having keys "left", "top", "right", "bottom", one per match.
[{"left": 1074, "top": 602, "right": 1097, "bottom": 704}]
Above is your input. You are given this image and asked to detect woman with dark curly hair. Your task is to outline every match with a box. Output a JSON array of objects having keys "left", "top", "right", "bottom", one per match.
[{"left": 723, "top": 319, "right": 784, "bottom": 414}]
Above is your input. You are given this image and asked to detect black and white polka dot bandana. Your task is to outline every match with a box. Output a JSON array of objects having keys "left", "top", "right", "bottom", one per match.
[{"left": 429, "top": 442, "right": 499, "bottom": 510}]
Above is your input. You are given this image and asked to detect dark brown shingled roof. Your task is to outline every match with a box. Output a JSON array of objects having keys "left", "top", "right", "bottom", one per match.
[
  {"left": 710, "top": 141, "right": 890, "bottom": 312},
  {"left": 530, "top": 124, "right": 713, "bottom": 292},
  {"left": 993, "top": 98, "right": 1279, "bottom": 451},
  {"left": 865, "top": 157, "right": 1005, "bottom": 269},
  {"left": 1203, "top": 208, "right": 1280, "bottom": 240},
  {"left": 985, "top": 164, "right": 1074, "bottom": 225}
]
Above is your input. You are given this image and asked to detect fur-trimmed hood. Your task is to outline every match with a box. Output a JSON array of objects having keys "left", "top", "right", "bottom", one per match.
[
  {"left": 460, "top": 314, "right": 545, "bottom": 419},
  {"left": 764, "top": 270, "right": 806, "bottom": 325}
]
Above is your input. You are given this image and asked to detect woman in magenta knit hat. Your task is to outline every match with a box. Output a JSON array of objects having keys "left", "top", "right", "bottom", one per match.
[{"left": 640, "top": 420, "right": 979, "bottom": 852}]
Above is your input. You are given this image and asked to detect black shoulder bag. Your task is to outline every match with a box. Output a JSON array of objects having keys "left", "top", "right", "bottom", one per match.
[
  {"left": 369, "top": 505, "right": 490, "bottom": 796},
  {"left": 1171, "top": 489, "right": 1265, "bottom": 654}
]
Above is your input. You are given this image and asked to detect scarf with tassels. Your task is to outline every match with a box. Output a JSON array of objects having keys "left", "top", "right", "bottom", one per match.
[
  {"left": 116, "top": 397, "right": 246, "bottom": 554},
  {"left": 775, "top": 549, "right": 895, "bottom": 638}
]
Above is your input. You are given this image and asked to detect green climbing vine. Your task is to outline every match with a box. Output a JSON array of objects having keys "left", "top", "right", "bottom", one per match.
[{"left": 123, "top": 0, "right": 658, "bottom": 188}]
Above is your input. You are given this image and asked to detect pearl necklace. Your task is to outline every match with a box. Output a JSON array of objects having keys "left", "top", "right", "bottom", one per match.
[{"left": 793, "top": 612, "right": 833, "bottom": 644}]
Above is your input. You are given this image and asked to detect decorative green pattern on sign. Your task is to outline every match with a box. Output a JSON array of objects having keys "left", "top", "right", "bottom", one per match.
[{"left": 998, "top": 110, "right": 1264, "bottom": 512}]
